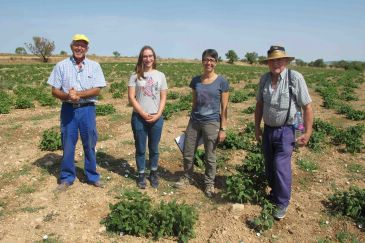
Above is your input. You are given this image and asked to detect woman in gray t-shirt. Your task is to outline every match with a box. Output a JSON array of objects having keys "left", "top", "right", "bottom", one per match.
[
  {"left": 128, "top": 46, "right": 168, "bottom": 189},
  {"left": 174, "top": 49, "right": 229, "bottom": 198}
]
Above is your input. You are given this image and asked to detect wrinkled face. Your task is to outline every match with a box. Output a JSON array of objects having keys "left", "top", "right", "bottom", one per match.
[
  {"left": 142, "top": 49, "right": 155, "bottom": 69},
  {"left": 202, "top": 55, "right": 217, "bottom": 72},
  {"left": 71, "top": 40, "right": 88, "bottom": 60},
  {"left": 268, "top": 58, "right": 288, "bottom": 75}
]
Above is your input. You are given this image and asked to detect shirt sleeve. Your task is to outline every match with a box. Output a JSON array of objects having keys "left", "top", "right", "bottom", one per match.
[
  {"left": 128, "top": 73, "right": 137, "bottom": 87},
  {"left": 220, "top": 77, "right": 230, "bottom": 92},
  {"left": 189, "top": 76, "right": 198, "bottom": 89},
  {"left": 256, "top": 74, "right": 266, "bottom": 102},
  {"left": 47, "top": 64, "right": 62, "bottom": 89},
  {"left": 93, "top": 63, "right": 106, "bottom": 88},
  {"left": 159, "top": 72, "right": 168, "bottom": 90},
  {"left": 292, "top": 71, "right": 312, "bottom": 106}
]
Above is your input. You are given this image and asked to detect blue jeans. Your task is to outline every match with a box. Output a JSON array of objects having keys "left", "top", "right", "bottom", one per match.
[
  {"left": 131, "top": 112, "right": 164, "bottom": 173},
  {"left": 262, "top": 125, "right": 295, "bottom": 207},
  {"left": 60, "top": 103, "right": 99, "bottom": 184}
]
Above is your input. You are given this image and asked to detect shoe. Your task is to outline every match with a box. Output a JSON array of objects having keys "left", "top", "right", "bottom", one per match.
[
  {"left": 137, "top": 173, "right": 146, "bottom": 189},
  {"left": 274, "top": 205, "right": 288, "bottom": 220},
  {"left": 90, "top": 181, "right": 105, "bottom": 188},
  {"left": 204, "top": 185, "right": 215, "bottom": 198},
  {"left": 149, "top": 170, "right": 159, "bottom": 188},
  {"left": 174, "top": 176, "right": 191, "bottom": 189},
  {"left": 54, "top": 182, "right": 70, "bottom": 193}
]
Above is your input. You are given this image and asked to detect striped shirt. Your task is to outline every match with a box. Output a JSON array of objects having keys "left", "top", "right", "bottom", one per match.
[
  {"left": 256, "top": 68, "right": 312, "bottom": 127},
  {"left": 47, "top": 57, "right": 106, "bottom": 103}
]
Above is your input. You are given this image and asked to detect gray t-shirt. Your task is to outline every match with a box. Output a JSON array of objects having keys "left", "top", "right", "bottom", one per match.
[
  {"left": 256, "top": 68, "right": 312, "bottom": 127},
  {"left": 190, "top": 75, "right": 229, "bottom": 122},
  {"left": 128, "top": 70, "right": 168, "bottom": 114}
]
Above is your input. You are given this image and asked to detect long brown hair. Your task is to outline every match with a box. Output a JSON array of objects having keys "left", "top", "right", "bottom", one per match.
[{"left": 135, "top": 45, "right": 157, "bottom": 80}]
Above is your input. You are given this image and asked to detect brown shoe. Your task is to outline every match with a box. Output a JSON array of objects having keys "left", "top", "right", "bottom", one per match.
[
  {"left": 91, "top": 181, "right": 105, "bottom": 188},
  {"left": 54, "top": 182, "right": 70, "bottom": 193}
]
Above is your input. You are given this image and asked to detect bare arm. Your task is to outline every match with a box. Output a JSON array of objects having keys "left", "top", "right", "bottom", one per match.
[
  {"left": 255, "top": 100, "right": 264, "bottom": 143},
  {"left": 297, "top": 103, "right": 313, "bottom": 145},
  {"left": 128, "top": 86, "right": 149, "bottom": 120},
  {"left": 218, "top": 91, "right": 229, "bottom": 142},
  {"left": 51, "top": 87, "right": 69, "bottom": 101}
]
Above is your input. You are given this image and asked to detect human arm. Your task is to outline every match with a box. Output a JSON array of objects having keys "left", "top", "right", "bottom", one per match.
[
  {"left": 218, "top": 91, "right": 229, "bottom": 143},
  {"left": 128, "top": 86, "right": 150, "bottom": 120},
  {"left": 145, "top": 89, "right": 167, "bottom": 123},
  {"left": 296, "top": 103, "right": 313, "bottom": 145},
  {"left": 255, "top": 100, "right": 264, "bottom": 143}
]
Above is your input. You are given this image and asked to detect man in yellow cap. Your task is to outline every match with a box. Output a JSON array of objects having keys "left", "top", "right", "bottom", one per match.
[
  {"left": 255, "top": 45, "right": 313, "bottom": 219},
  {"left": 47, "top": 34, "right": 107, "bottom": 191}
]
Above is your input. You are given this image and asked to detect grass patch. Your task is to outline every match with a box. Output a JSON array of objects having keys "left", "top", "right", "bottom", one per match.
[
  {"left": 16, "top": 184, "right": 36, "bottom": 195},
  {"left": 21, "top": 206, "right": 45, "bottom": 213},
  {"left": 296, "top": 158, "right": 319, "bottom": 173}
]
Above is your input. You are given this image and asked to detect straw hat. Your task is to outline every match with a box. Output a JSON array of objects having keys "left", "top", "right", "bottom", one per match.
[{"left": 260, "top": 45, "right": 294, "bottom": 64}]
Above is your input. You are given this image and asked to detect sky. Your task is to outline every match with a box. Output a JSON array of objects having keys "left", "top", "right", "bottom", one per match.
[{"left": 0, "top": 0, "right": 364, "bottom": 62}]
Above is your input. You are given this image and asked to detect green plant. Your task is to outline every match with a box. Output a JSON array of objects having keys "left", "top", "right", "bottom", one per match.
[
  {"left": 0, "top": 91, "right": 13, "bottom": 114},
  {"left": 15, "top": 96, "right": 34, "bottom": 109},
  {"left": 96, "top": 104, "right": 116, "bottom": 116},
  {"left": 102, "top": 189, "right": 198, "bottom": 242},
  {"left": 332, "top": 124, "right": 365, "bottom": 153},
  {"left": 250, "top": 200, "right": 275, "bottom": 232},
  {"left": 242, "top": 105, "right": 255, "bottom": 114},
  {"left": 296, "top": 158, "right": 318, "bottom": 172},
  {"left": 39, "top": 128, "right": 62, "bottom": 151},
  {"left": 328, "top": 186, "right": 365, "bottom": 225},
  {"left": 336, "top": 231, "right": 360, "bottom": 243}
]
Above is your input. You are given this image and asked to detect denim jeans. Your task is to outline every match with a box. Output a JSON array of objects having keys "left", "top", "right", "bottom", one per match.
[
  {"left": 131, "top": 112, "right": 164, "bottom": 173},
  {"left": 60, "top": 103, "right": 99, "bottom": 184},
  {"left": 262, "top": 125, "right": 295, "bottom": 207}
]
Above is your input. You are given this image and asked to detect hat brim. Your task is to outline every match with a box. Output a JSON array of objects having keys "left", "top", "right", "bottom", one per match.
[{"left": 260, "top": 56, "right": 295, "bottom": 64}]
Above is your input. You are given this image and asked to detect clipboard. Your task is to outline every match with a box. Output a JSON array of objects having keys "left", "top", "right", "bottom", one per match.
[{"left": 175, "top": 133, "right": 203, "bottom": 154}]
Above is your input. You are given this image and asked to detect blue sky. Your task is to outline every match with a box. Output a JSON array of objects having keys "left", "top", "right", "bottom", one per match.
[{"left": 0, "top": 0, "right": 364, "bottom": 61}]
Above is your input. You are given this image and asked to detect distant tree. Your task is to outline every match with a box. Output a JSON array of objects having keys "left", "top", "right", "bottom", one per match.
[
  {"left": 308, "top": 58, "right": 326, "bottom": 68},
  {"left": 24, "top": 36, "right": 55, "bottom": 62},
  {"left": 218, "top": 56, "right": 223, "bottom": 63},
  {"left": 295, "top": 59, "right": 307, "bottom": 66},
  {"left": 244, "top": 52, "right": 258, "bottom": 64},
  {"left": 225, "top": 50, "right": 239, "bottom": 64},
  {"left": 60, "top": 50, "right": 67, "bottom": 56},
  {"left": 15, "top": 47, "right": 27, "bottom": 55},
  {"left": 258, "top": 56, "right": 266, "bottom": 63},
  {"left": 113, "top": 51, "right": 121, "bottom": 58}
]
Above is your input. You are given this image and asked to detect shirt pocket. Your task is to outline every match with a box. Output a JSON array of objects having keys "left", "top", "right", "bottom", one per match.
[
  {"left": 84, "top": 72, "right": 94, "bottom": 89},
  {"left": 279, "top": 91, "right": 290, "bottom": 110}
]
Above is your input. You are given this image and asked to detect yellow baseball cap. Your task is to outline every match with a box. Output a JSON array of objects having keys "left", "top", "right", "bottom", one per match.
[{"left": 72, "top": 34, "right": 89, "bottom": 44}]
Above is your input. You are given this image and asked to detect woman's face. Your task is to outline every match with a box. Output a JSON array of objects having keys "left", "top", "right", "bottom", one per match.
[
  {"left": 142, "top": 49, "right": 155, "bottom": 69},
  {"left": 268, "top": 58, "right": 288, "bottom": 75},
  {"left": 202, "top": 56, "right": 217, "bottom": 72}
]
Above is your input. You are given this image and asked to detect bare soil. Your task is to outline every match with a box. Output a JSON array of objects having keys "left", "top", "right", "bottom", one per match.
[{"left": 0, "top": 80, "right": 364, "bottom": 242}]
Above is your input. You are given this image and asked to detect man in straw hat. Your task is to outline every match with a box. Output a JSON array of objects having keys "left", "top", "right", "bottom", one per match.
[
  {"left": 47, "top": 34, "right": 107, "bottom": 192},
  {"left": 255, "top": 45, "right": 313, "bottom": 219}
]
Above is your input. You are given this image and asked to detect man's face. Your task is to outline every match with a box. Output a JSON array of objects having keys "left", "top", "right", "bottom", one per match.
[
  {"left": 71, "top": 41, "right": 88, "bottom": 59},
  {"left": 268, "top": 58, "right": 288, "bottom": 75}
]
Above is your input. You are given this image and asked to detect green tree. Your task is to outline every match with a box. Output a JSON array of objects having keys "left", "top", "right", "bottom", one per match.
[
  {"left": 258, "top": 56, "right": 266, "bottom": 63},
  {"left": 225, "top": 50, "right": 239, "bottom": 64},
  {"left": 308, "top": 58, "right": 326, "bottom": 68},
  {"left": 15, "top": 47, "right": 27, "bottom": 55},
  {"left": 295, "top": 59, "right": 307, "bottom": 66},
  {"left": 60, "top": 50, "right": 67, "bottom": 55},
  {"left": 24, "top": 36, "right": 55, "bottom": 62},
  {"left": 113, "top": 51, "right": 121, "bottom": 58},
  {"left": 244, "top": 52, "right": 258, "bottom": 64}
]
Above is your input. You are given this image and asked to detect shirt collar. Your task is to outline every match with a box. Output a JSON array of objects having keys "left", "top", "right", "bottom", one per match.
[
  {"left": 70, "top": 56, "right": 87, "bottom": 65},
  {"left": 279, "top": 68, "right": 288, "bottom": 80}
]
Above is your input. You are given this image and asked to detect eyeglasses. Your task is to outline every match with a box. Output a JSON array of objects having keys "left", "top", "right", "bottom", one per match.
[
  {"left": 143, "top": 55, "right": 154, "bottom": 59},
  {"left": 203, "top": 58, "right": 216, "bottom": 63}
]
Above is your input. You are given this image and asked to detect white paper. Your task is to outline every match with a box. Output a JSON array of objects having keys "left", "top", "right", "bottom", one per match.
[{"left": 175, "top": 133, "right": 203, "bottom": 154}]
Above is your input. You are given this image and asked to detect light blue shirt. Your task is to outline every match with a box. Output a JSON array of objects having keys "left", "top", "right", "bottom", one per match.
[{"left": 47, "top": 57, "right": 106, "bottom": 103}]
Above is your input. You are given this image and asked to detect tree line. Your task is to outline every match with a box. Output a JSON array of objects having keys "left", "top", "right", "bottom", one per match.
[{"left": 13, "top": 36, "right": 365, "bottom": 71}]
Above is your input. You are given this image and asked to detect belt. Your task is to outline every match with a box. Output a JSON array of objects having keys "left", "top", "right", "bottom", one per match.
[
  {"left": 64, "top": 102, "right": 95, "bottom": 109},
  {"left": 264, "top": 124, "right": 293, "bottom": 129}
]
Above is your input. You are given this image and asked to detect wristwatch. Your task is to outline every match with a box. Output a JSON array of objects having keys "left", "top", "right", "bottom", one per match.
[{"left": 219, "top": 127, "right": 226, "bottom": 131}]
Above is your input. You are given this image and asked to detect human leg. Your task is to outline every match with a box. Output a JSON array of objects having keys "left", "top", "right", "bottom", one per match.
[
  {"left": 147, "top": 116, "right": 164, "bottom": 188},
  {"left": 78, "top": 105, "right": 100, "bottom": 184},
  {"left": 59, "top": 103, "right": 78, "bottom": 184}
]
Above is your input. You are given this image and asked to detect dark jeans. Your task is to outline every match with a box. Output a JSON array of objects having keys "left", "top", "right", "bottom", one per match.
[
  {"left": 60, "top": 102, "right": 99, "bottom": 184},
  {"left": 263, "top": 125, "right": 295, "bottom": 207},
  {"left": 131, "top": 112, "right": 164, "bottom": 173}
]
